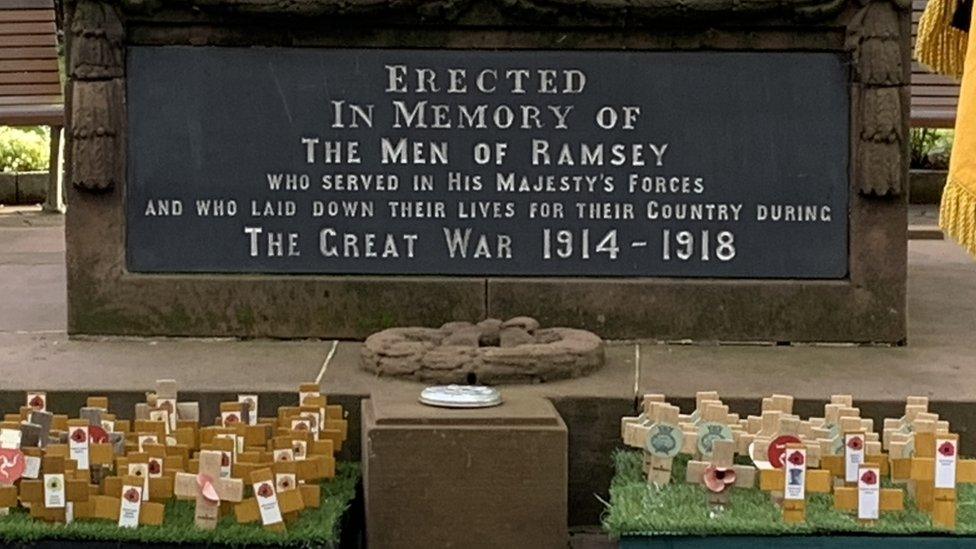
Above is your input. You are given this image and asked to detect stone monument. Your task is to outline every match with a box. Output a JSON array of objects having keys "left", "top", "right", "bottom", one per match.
[{"left": 63, "top": 0, "right": 910, "bottom": 344}]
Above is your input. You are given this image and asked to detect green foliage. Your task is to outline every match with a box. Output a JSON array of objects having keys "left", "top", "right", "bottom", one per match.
[
  {"left": 911, "top": 128, "right": 954, "bottom": 170},
  {"left": 0, "top": 126, "right": 50, "bottom": 173},
  {"left": 603, "top": 450, "right": 976, "bottom": 537},
  {"left": 0, "top": 463, "right": 359, "bottom": 546}
]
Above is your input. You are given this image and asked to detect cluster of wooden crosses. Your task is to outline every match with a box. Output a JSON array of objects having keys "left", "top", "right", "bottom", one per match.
[
  {"left": 622, "top": 392, "right": 974, "bottom": 528},
  {"left": 0, "top": 380, "right": 346, "bottom": 532}
]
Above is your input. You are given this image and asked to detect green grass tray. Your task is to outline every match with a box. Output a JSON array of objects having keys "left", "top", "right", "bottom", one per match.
[
  {"left": 0, "top": 463, "right": 359, "bottom": 547},
  {"left": 604, "top": 451, "right": 976, "bottom": 539}
]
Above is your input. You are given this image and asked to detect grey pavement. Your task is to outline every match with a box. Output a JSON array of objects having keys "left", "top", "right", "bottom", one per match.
[{"left": 1, "top": 208, "right": 975, "bottom": 403}]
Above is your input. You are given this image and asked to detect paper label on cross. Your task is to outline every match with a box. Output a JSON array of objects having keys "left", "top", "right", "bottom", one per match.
[
  {"left": 253, "top": 480, "right": 284, "bottom": 526},
  {"left": 646, "top": 423, "right": 683, "bottom": 458},
  {"left": 697, "top": 422, "right": 733, "bottom": 456},
  {"left": 784, "top": 448, "right": 806, "bottom": 500},
  {"left": 44, "top": 473, "right": 65, "bottom": 508},
  {"left": 294, "top": 440, "right": 308, "bottom": 460},
  {"left": 68, "top": 426, "right": 90, "bottom": 470},
  {"left": 274, "top": 449, "right": 294, "bottom": 463},
  {"left": 27, "top": 392, "right": 46, "bottom": 412},
  {"left": 221, "top": 411, "right": 241, "bottom": 428},
  {"left": 149, "top": 410, "right": 171, "bottom": 435},
  {"left": 128, "top": 463, "right": 150, "bottom": 498},
  {"left": 935, "top": 437, "right": 958, "bottom": 489},
  {"left": 23, "top": 455, "right": 40, "bottom": 479},
  {"left": 238, "top": 395, "right": 259, "bottom": 426},
  {"left": 276, "top": 473, "right": 296, "bottom": 492},
  {"left": 845, "top": 433, "right": 865, "bottom": 483},
  {"left": 148, "top": 456, "right": 164, "bottom": 478},
  {"left": 0, "top": 429, "right": 20, "bottom": 450},
  {"left": 300, "top": 412, "right": 320, "bottom": 440},
  {"left": 119, "top": 485, "right": 143, "bottom": 528},
  {"left": 858, "top": 465, "right": 880, "bottom": 519},
  {"left": 137, "top": 435, "right": 158, "bottom": 453},
  {"left": 156, "top": 399, "right": 177, "bottom": 431}
]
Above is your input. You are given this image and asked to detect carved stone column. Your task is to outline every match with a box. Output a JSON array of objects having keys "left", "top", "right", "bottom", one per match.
[
  {"left": 66, "top": 0, "right": 124, "bottom": 192},
  {"left": 849, "top": 0, "right": 912, "bottom": 196}
]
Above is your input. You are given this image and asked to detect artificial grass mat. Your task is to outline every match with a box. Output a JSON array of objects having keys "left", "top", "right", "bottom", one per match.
[
  {"left": 603, "top": 450, "right": 976, "bottom": 537},
  {"left": 0, "top": 462, "right": 359, "bottom": 547}
]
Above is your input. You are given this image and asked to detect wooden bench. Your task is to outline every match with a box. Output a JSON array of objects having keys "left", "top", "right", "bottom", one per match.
[
  {"left": 0, "top": 0, "right": 64, "bottom": 211},
  {"left": 912, "top": 0, "right": 962, "bottom": 128}
]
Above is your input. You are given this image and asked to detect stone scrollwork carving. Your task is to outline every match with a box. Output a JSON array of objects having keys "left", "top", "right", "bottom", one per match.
[
  {"left": 70, "top": 0, "right": 124, "bottom": 80},
  {"left": 68, "top": 0, "right": 125, "bottom": 192},
  {"left": 71, "top": 80, "right": 123, "bottom": 192},
  {"left": 848, "top": 0, "right": 910, "bottom": 197}
]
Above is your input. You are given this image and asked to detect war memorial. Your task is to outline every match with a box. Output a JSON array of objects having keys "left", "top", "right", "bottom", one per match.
[{"left": 1, "top": 0, "right": 976, "bottom": 545}]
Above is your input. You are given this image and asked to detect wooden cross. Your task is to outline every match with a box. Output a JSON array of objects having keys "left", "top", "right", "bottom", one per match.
[
  {"left": 882, "top": 396, "right": 931, "bottom": 452},
  {"left": 620, "top": 396, "right": 683, "bottom": 486},
  {"left": 112, "top": 446, "right": 179, "bottom": 503},
  {"left": 233, "top": 467, "right": 316, "bottom": 532},
  {"left": 190, "top": 436, "right": 236, "bottom": 480},
  {"left": 18, "top": 455, "right": 90, "bottom": 522},
  {"left": 0, "top": 482, "right": 16, "bottom": 517},
  {"left": 748, "top": 412, "right": 822, "bottom": 469},
  {"left": 64, "top": 419, "right": 115, "bottom": 471},
  {"left": 759, "top": 443, "right": 832, "bottom": 523},
  {"left": 136, "top": 379, "right": 201, "bottom": 434},
  {"left": 75, "top": 474, "right": 166, "bottom": 527},
  {"left": 674, "top": 393, "right": 743, "bottom": 461},
  {"left": 685, "top": 439, "right": 755, "bottom": 511},
  {"left": 890, "top": 421, "right": 976, "bottom": 529},
  {"left": 821, "top": 427, "right": 889, "bottom": 486},
  {"left": 79, "top": 404, "right": 128, "bottom": 457},
  {"left": 20, "top": 410, "right": 53, "bottom": 448},
  {"left": 834, "top": 462, "right": 904, "bottom": 523},
  {"left": 174, "top": 450, "right": 244, "bottom": 529}
]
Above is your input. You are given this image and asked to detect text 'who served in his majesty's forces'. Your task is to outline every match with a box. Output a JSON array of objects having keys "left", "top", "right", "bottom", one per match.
[{"left": 139, "top": 63, "right": 837, "bottom": 266}]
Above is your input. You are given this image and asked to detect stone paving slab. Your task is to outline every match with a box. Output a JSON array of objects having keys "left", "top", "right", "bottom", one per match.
[{"left": 0, "top": 332, "right": 332, "bottom": 392}]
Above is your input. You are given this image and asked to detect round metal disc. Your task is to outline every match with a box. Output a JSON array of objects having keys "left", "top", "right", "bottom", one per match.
[{"left": 420, "top": 385, "right": 502, "bottom": 408}]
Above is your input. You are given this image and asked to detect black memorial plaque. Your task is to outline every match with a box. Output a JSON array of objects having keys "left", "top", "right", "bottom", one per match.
[{"left": 126, "top": 47, "right": 849, "bottom": 278}]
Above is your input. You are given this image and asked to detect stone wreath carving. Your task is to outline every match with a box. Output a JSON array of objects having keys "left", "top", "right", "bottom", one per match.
[{"left": 361, "top": 317, "right": 605, "bottom": 384}]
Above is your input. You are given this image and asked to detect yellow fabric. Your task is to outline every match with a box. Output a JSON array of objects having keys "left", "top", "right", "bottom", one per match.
[
  {"left": 941, "top": 6, "right": 976, "bottom": 258},
  {"left": 916, "top": 0, "right": 969, "bottom": 79}
]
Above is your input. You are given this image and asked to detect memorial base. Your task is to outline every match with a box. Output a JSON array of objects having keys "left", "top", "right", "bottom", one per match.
[{"left": 362, "top": 395, "right": 567, "bottom": 549}]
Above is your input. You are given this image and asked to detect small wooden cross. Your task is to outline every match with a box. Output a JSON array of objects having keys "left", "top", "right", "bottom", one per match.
[
  {"left": 834, "top": 462, "right": 904, "bottom": 523},
  {"left": 621, "top": 397, "right": 684, "bottom": 486},
  {"left": 111, "top": 446, "right": 179, "bottom": 503},
  {"left": 759, "top": 444, "right": 832, "bottom": 524},
  {"left": 233, "top": 467, "right": 315, "bottom": 532},
  {"left": 20, "top": 410, "right": 53, "bottom": 448},
  {"left": 136, "top": 379, "right": 201, "bottom": 434},
  {"left": 895, "top": 426, "right": 976, "bottom": 529},
  {"left": 174, "top": 450, "right": 244, "bottom": 529},
  {"left": 75, "top": 474, "right": 166, "bottom": 527},
  {"left": 18, "top": 455, "right": 90, "bottom": 522},
  {"left": 685, "top": 439, "right": 755, "bottom": 511},
  {"left": 821, "top": 429, "right": 888, "bottom": 485}
]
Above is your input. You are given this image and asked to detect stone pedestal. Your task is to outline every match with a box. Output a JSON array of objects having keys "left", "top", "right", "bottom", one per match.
[{"left": 362, "top": 395, "right": 567, "bottom": 549}]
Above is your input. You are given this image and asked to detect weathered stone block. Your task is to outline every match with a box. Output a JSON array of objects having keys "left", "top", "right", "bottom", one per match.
[{"left": 362, "top": 396, "right": 567, "bottom": 549}]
